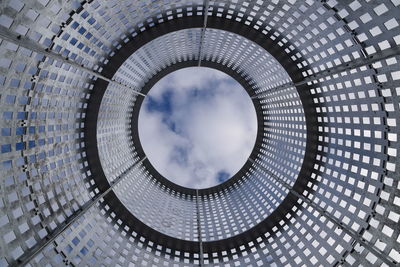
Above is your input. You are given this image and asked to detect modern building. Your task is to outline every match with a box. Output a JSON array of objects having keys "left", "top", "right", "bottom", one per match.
[{"left": 0, "top": 0, "right": 399, "bottom": 266}]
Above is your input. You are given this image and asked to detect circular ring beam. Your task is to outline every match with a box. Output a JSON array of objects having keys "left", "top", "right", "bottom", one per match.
[{"left": 84, "top": 17, "right": 316, "bottom": 251}]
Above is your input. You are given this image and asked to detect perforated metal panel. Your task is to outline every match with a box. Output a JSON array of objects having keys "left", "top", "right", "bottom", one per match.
[{"left": 0, "top": 0, "right": 399, "bottom": 266}]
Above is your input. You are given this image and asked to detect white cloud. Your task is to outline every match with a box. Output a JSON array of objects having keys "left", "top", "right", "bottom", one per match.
[
  {"left": 138, "top": 67, "right": 257, "bottom": 188},
  {"left": 149, "top": 67, "right": 227, "bottom": 100}
]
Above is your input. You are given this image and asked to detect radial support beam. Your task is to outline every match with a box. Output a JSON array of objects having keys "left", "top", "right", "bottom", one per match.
[
  {"left": 12, "top": 157, "right": 146, "bottom": 267},
  {"left": 248, "top": 158, "right": 397, "bottom": 267},
  {"left": 0, "top": 25, "right": 145, "bottom": 97},
  {"left": 198, "top": 0, "right": 210, "bottom": 66},
  {"left": 195, "top": 190, "right": 204, "bottom": 267},
  {"left": 252, "top": 44, "right": 400, "bottom": 99}
]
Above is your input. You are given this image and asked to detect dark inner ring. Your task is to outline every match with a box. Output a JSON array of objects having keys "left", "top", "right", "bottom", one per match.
[{"left": 84, "top": 16, "right": 318, "bottom": 253}]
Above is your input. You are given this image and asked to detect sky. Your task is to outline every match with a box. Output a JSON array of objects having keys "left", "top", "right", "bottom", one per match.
[{"left": 138, "top": 67, "right": 257, "bottom": 189}]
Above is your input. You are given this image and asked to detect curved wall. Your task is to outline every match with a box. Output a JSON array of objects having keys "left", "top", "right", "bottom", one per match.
[{"left": 0, "top": 0, "right": 399, "bottom": 266}]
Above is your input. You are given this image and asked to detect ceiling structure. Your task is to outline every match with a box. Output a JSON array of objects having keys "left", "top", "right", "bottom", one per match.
[{"left": 0, "top": 0, "right": 399, "bottom": 266}]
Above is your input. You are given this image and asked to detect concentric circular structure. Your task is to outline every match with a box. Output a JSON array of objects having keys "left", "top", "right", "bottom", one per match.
[{"left": 0, "top": 0, "right": 399, "bottom": 266}]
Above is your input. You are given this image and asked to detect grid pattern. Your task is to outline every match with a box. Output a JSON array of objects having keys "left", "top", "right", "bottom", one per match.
[
  {"left": 0, "top": 0, "right": 399, "bottom": 266},
  {"left": 101, "top": 28, "right": 305, "bottom": 242}
]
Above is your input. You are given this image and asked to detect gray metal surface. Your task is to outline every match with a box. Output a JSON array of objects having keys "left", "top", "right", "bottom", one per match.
[
  {"left": 12, "top": 157, "right": 146, "bottom": 267},
  {"left": 0, "top": 25, "right": 145, "bottom": 97},
  {"left": 0, "top": 0, "right": 399, "bottom": 266}
]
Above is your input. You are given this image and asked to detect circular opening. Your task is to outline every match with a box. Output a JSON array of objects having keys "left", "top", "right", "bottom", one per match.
[{"left": 138, "top": 67, "right": 257, "bottom": 189}]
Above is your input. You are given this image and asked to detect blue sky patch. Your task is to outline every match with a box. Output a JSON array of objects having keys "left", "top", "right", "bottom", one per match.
[
  {"left": 216, "top": 170, "right": 231, "bottom": 183},
  {"left": 145, "top": 91, "right": 174, "bottom": 115}
]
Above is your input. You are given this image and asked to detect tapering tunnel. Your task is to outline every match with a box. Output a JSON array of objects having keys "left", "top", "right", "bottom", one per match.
[{"left": 0, "top": 0, "right": 399, "bottom": 266}]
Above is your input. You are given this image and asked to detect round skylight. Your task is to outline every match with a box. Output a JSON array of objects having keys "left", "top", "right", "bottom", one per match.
[{"left": 138, "top": 67, "right": 257, "bottom": 188}]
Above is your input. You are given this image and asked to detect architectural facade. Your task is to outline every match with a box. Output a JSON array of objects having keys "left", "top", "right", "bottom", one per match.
[{"left": 0, "top": 0, "right": 399, "bottom": 266}]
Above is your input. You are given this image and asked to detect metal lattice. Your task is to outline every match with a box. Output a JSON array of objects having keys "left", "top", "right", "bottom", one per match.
[{"left": 0, "top": 0, "right": 399, "bottom": 266}]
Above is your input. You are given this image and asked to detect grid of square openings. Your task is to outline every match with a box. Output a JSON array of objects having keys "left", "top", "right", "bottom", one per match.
[
  {"left": 0, "top": 17, "right": 95, "bottom": 267},
  {"left": 114, "top": 165, "right": 199, "bottom": 241},
  {"left": 0, "top": 0, "right": 399, "bottom": 266},
  {"left": 97, "top": 80, "right": 140, "bottom": 184},
  {"left": 202, "top": 29, "right": 292, "bottom": 94},
  {"left": 30, "top": 205, "right": 202, "bottom": 266},
  {"left": 101, "top": 27, "right": 306, "bottom": 242},
  {"left": 77, "top": 0, "right": 400, "bottom": 264}
]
